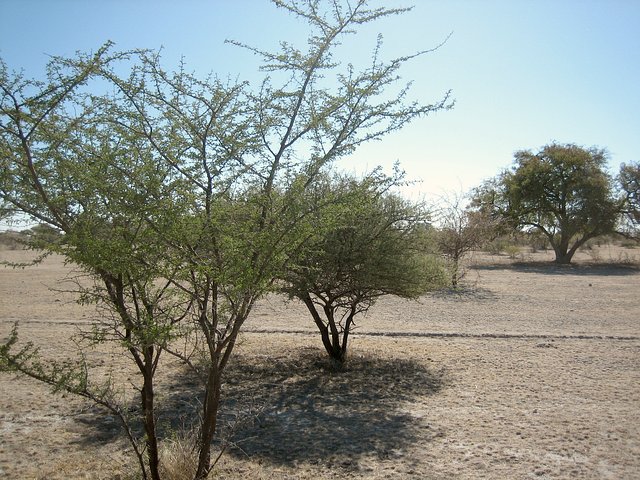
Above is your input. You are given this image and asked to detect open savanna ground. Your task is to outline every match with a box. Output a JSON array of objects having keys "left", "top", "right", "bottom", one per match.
[{"left": 1, "top": 245, "right": 639, "bottom": 479}]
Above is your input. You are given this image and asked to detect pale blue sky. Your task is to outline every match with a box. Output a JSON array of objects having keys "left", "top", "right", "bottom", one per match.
[{"left": 1, "top": 0, "right": 639, "bottom": 200}]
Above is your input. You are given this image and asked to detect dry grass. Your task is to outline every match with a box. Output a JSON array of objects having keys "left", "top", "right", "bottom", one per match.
[{"left": 158, "top": 432, "right": 198, "bottom": 480}]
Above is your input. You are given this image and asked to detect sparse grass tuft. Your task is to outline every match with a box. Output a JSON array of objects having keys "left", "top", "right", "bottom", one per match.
[
  {"left": 158, "top": 431, "right": 198, "bottom": 480},
  {"left": 504, "top": 244, "right": 521, "bottom": 260}
]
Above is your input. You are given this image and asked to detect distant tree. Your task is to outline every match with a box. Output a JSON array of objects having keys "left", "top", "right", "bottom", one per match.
[
  {"left": 282, "top": 171, "right": 448, "bottom": 366},
  {"left": 27, "top": 224, "right": 63, "bottom": 246},
  {"left": 435, "top": 193, "right": 498, "bottom": 287},
  {"left": 0, "top": 201, "right": 11, "bottom": 222},
  {"left": 618, "top": 161, "right": 640, "bottom": 239},
  {"left": 474, "top": 143, "right": 620, "bottom": 264}
]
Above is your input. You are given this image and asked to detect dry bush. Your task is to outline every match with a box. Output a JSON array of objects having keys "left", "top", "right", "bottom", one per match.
[
  {"left": 115, "top": 432, "right": 198, "bottom": 480},
  {"left": 614, "top": 249, "right": 640, "bottom": 265},
  {"left": 619, "top": 238, "right": 640, "bottom": 249},
  {"left": 158, "top": 433, "right": 198, "bottom": 480}
]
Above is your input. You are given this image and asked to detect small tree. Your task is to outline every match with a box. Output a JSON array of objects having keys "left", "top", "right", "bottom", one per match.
[
  {"left": 435, "top": 193, "right": 497, "bottom": 287},
  {"left": 282, "top": 171, "right": 448, "bottom": 365},
  {"left": 474, "top": 143, "right": 620, "bottom": 264}
]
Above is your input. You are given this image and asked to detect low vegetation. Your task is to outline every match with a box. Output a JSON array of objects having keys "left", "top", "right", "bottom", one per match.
[{"left": 282, "top": 171, "right": 448, "bottom": 365}]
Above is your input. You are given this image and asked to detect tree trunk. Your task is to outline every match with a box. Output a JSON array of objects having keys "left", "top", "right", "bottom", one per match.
[
  {"left": 451, "top": 257, "right": 460, "bottom": 287},
  {"left": 194, "top": 364, "right": 222, "bottom": 480},
  {"left": 553, "top": 250, "right": 574, "bottom": 264},
  {"left": 551, "top": 232, "right": 572, "bottom": 264},
  {"left": 320, "top": 325, "right": 344, "bottom": 362},
  {"left": 317, "top": 320, "right": 345, "bottom": 365},
  {"left": 141, "top": 355, "right": 161, "bottom": 480},
  {"left": 339, "top": 308, "right": 357, "bottom": 365},
  {"left": 299, "top": 294, "right": 351, "bottom": 366},
  {"left": 328, "top": 342, "right": 346, "bottom": 366},
  {"left": 301, "top": 295, "right": 341, "bottom": 359},
  {"left": 553, "top": 234, "right": 592, "bottom": 264}
]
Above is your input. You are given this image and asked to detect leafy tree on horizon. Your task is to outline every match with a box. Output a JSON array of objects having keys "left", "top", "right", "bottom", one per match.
[
  {"left": 473, "top": 143, "right": 620, "bottom": 264},
  {"left": 618, "top": 161, "right": 640, "bottom": 239}
]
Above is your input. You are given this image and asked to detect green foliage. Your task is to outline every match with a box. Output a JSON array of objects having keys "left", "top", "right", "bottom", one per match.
[
  {"left": 0, "top": 324, "right": 36, "bottom": 373},
  {"left": 282, "top": 171, "right": 448, "bottom": 363},
  {"left": 619, "top": 161, "right": 640, "bottom": 239},
  {"left": 474, "top": 142, "right": 620, "bottom": 264},
  {"left": 0, "top": 323, "right": 111, "bottom": 398}
]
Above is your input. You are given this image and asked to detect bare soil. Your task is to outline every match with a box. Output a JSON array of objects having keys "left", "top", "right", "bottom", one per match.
[{"left": 1, "top": 246, "right": 639, "bottom": 479}]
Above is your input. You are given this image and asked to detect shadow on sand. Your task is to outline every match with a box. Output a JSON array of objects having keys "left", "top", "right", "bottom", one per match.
[
  {"left": 425, "top": 285, "right": 498, "bottom": 301},
  {"left": 472, "top": 260, "right": 639, "bottom": 276},
  {"left": 215, "top": 347, "right": 444, "bottom": 467},
  {"left": 66, "top": 346, "right": 444, "bottom": 470}
]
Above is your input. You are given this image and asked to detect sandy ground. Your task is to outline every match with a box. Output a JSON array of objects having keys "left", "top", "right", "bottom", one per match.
[{"left": 0, "top": 246, "right": 639, "bottom": 479}]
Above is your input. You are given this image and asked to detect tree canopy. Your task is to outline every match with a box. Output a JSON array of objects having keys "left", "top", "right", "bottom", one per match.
[
  {"left": 282, "top": 169, "right": 448, "bottom": 364},
  {"left": 474, "top": 143, "right": 620, "bottom": 264},
  {"left": 619, "top": 161, "right": 640, "bottom": 238}
]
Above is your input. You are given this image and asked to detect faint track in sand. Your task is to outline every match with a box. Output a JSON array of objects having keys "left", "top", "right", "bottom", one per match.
[
  {"left": 4, "top": 320, "right": 638, "bottom": 341},
  {"left": 242, "top": 328, "right": 639, "bottom": 341}
]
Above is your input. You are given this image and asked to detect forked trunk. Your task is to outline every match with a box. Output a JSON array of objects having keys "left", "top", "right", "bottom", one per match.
[
  {"left": 550, "top": 232, "right": 573, "bottom": 264},
  {"left": 552, "top": 234, "right": 591, "bottom": 264},
  {"left": 553, "top": 250, "right": 575, "bottom": 264},
  {"left": 300, "top": 294, "right": 355, "bottom": 366},
  {"left": 316, "top": 319, "right": 346, "bottom": 364},
  {"left": 326, "top": 337, "right": 347, "bottom": 365},
  {"left": 451, "top": 258, "right": 460, "bottom": 288}
]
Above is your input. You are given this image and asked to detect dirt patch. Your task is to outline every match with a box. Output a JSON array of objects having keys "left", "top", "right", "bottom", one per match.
[{"left": 1, "top": 246, "right": 639, "bottom": 479}]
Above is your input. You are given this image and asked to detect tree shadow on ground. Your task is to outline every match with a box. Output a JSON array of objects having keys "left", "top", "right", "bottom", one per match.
[
  {"left": 61, "top": 359, "right": 204, "bottom": 449},
  {"left": 212, "top": 347, "right": 445, "bottom": 468},
  {"left": 64, "top": 345, "right": 445, "bottom": 470},
  {"left": 67, "top": 405, "right": 127, "bottom": 445},
  {"left": 472, "top": 261, "right": 639, "bottom": 276},
  {"left": 425, "top": 285, "right": 498, "bottom": 301}
]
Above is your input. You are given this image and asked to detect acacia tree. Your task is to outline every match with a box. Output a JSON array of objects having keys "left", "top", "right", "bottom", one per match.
[
  {"left": 282, "top": 170, "right": 448, "bottom": 365},
  {"left": 0, "top": 45, "right": 197, "bottom": 479},
  {"left": 474, "top": 143, "right": 620, "bottom": 264},
  {"left": 1, "top": 1, "right": 452, "bottom": 478},
  {"left": 618, "top": 161, "right": 640, "bottom": 238}
]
